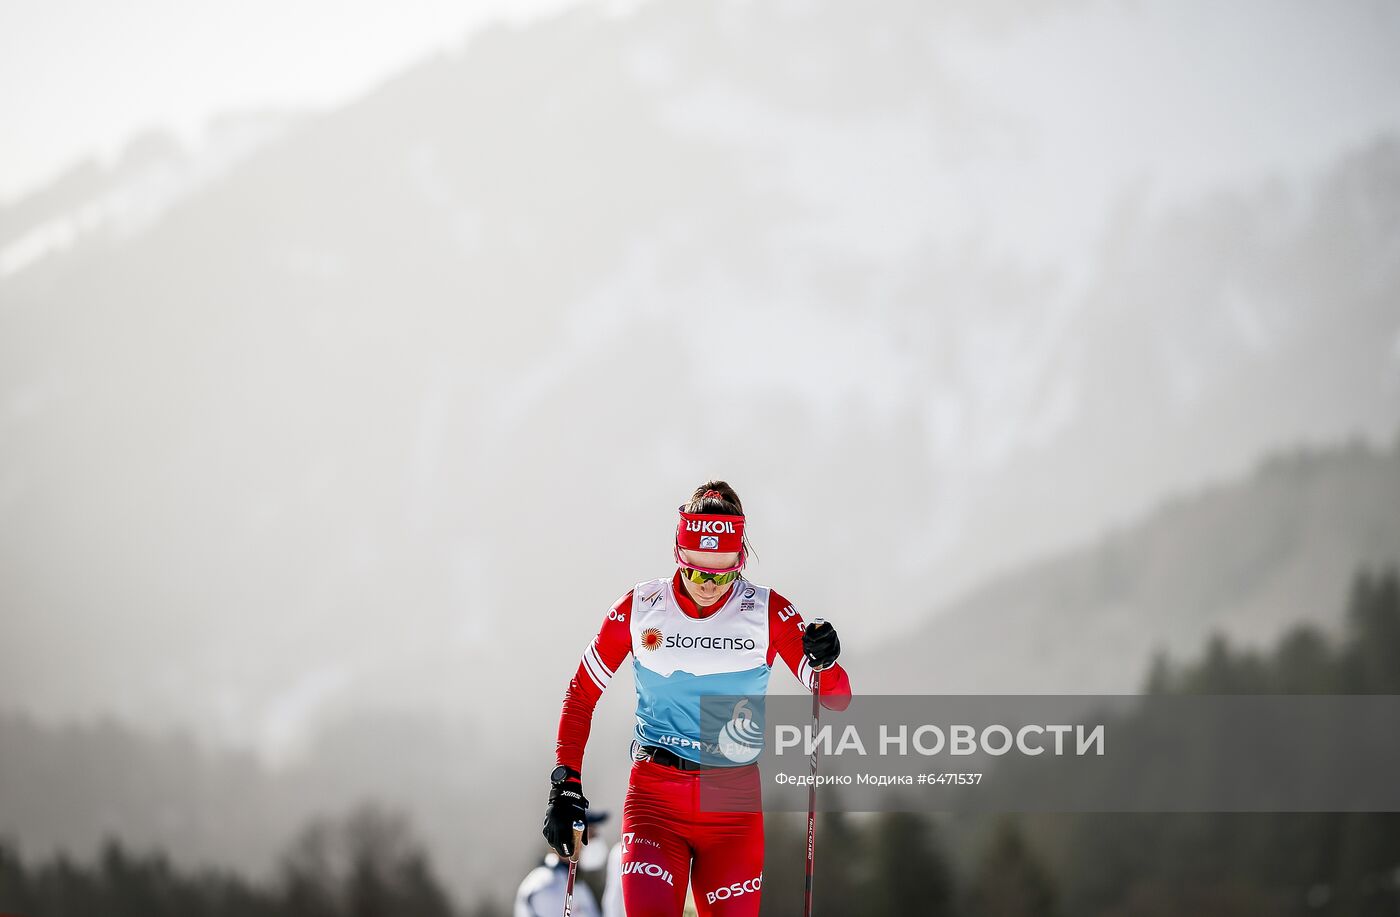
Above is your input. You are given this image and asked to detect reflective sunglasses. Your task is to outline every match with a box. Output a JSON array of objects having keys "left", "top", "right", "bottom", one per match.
[{"left": 680, "top": 566, "right": 741, "bottom": 586}]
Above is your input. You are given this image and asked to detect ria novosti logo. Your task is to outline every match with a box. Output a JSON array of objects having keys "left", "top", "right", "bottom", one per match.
[{"left": 718, "top": 698, "right": 764, "bottom": 764}]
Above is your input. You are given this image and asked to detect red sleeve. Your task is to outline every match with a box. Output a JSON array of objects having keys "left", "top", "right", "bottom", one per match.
[
  {"left": 555, "top": 590, "right": 634, "bottom": 775},
  {"left": 767, "top": 590, "right": 852, "bottom": 712}
]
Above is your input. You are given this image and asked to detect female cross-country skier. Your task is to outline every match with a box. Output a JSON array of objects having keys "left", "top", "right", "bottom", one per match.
[{"left": 542, "top": 481, "right": 852, "bottom": 916}]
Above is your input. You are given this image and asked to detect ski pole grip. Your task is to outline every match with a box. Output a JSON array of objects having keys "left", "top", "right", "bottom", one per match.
[
  {"left": 808, "top": 617, "right": 831, "bottom": 672},
  {"left": 570, "top": 820, "right": 585, "bottom": 863}
]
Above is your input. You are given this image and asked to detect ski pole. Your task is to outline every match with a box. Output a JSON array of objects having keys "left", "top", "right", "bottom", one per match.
[
  {"left": 562, "top": 819, "right": 584, "bottom": 917},
  {"left": 803, "top": 618, "right": 828, "bottom": 917}
]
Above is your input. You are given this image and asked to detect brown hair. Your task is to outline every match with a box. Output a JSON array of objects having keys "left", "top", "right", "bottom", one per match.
[
  {"left": 685, "top": 480, "right": 757, "bottom": 563},
  {"left": 685, "top": 480, "right": 744, "bottom": 516}
]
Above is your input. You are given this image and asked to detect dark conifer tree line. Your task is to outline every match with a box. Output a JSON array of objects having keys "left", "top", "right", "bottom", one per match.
[
  {"left": 0, "top": 804, "right": 507, "bottom": 917},
  {"left": 759, "top": 567, "right": 1400, "bottom": 916}
]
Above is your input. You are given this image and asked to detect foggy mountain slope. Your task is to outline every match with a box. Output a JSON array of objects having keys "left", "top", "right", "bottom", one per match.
[
  {"left": 0, "top": 113, "right": 302, "bottom": 276},
  {"left": 0, "top": 0, "right": 1398, "bottom": 758},
  {"left": 850, "top": 435, "right": 1400, "bottom": 695}
]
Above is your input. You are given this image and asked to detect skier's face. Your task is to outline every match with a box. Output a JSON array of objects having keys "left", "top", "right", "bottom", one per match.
[{"left": 677, "top": 548, "right": 741, "bottom": 607}]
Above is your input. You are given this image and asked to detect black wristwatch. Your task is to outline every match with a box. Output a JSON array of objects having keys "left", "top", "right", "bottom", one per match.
[{"left": 550, "top": 765, "right": 580, "bottom": 785}]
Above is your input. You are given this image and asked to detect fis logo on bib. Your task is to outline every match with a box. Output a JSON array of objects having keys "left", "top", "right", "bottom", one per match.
[{"left": 699, "top": 535, "right": 720, "bottom": 549}]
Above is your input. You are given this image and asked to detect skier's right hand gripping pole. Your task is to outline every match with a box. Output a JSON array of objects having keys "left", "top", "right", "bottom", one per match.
[{"left": 542, "top": 766, "right": 589, "bottom": 860}]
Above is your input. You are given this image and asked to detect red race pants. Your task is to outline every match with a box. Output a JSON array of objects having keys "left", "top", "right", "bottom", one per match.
[{"left": 619, "top": 757, "right": 765, "bottom": 916}]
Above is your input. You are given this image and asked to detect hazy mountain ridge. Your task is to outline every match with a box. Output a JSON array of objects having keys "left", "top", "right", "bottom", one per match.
[
  {"left": 853, "top": 434, "right": 1400, "bottom": 695},
  {"left": 0, "top": 112, "right": 302, "bottom": 277}
]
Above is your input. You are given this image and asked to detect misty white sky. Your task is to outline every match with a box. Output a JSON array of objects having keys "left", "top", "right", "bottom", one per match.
[
  {"left": 0, "top": 0, "right": 622, "bottom": 202},
  {"left": 4, "top": 0, "right": 1398, "bottom": 262}
]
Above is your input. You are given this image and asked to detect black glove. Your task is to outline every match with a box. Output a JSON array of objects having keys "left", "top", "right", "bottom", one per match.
[
  {"left": 803, "top": 620, "right": 840, "bottom": 670},
  {"left": 542, "top": 766, "right": 588, "bottom": 859}
]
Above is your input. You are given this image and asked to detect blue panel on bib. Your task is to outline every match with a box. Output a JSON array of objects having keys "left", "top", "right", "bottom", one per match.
[{"left": 633, "top": 663, "right": 771, "bottom": 762}]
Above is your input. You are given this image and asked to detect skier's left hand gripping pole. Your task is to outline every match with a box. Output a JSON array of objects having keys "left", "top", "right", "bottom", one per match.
[{"left": 562, "top": 820, "right": 585, "bottom": 917}]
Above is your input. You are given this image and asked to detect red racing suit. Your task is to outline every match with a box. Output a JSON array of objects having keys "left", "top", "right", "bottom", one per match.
[{"left": 556, "top": 571, "right": 852, "bottom": 916}]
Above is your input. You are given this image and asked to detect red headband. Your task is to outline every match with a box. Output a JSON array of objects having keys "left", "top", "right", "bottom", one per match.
[{"left": 675, "top": 505, "right": 746, "bottom": 572}]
